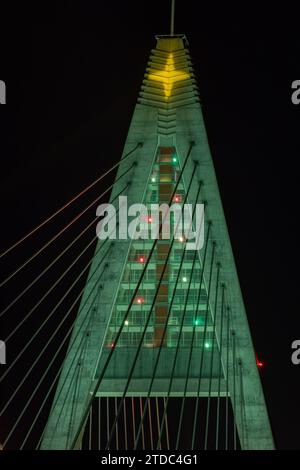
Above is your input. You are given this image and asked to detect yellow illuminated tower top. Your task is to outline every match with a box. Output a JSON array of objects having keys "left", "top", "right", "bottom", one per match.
[
  {"left": 139, "top": 34, "right": 199, "bottom": 116},
  {"left": 148, "top": 52, "right": 189, "bottom": 98},
  {"left": 139, "top": 1, "right": 197, "bottom": 107}
]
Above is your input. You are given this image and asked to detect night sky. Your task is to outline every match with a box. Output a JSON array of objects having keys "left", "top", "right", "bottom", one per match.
[{"left": 0, "top": 1, "right": 300, "bottom": 450}]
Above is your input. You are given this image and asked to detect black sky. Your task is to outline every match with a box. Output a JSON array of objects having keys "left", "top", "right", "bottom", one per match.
[{"left": 0, "top": 1, "right": 300, "bottom": 450}]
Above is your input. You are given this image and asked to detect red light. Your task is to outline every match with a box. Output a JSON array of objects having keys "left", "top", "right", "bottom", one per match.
[
  {"left": 138, "top": 256, "right": 145, "bottom": 263},
  {"left": 174, "top": 195, "right": 181, "bottom": 203},
  {"left": 148, "top": 217, "right": 152, "bottom": 223},
  {"left": 256, "top": 358, "right": 264, "bottom": 369},
  {"left": 136, "top": 297, "right": 144, "bottom": 304}
]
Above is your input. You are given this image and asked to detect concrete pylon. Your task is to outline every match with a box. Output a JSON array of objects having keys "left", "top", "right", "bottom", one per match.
[{"left": 41, "top": 35, "right": 274, "bottom": 450}]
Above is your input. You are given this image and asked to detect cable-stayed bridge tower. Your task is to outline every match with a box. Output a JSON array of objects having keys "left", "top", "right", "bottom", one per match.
[
  {"left": 38, "top": 34, "right": 274, "bottom": 450},
  {"left": 0, "top": 6, "right": 274, "bottom": 450}
]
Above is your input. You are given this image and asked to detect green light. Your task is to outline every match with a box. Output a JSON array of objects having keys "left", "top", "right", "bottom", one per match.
[
  {"left": 194, "top": 319, "right": 200, "bottom": 326},
  {"left": 204, "top": 342, "right": 210, "bottom": 349},
  {"left": 182, "top": 276, "right": 187, "bottom": 282},
  {"left": 151, "top": 176, "right": 156, "bottom": 183},
  {"left": 172, "top": 157, "right": 177, "bottom": 163}
]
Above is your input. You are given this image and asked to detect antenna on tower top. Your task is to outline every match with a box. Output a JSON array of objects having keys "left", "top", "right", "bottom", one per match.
[{"left": 170, "top": 0, "right": 175, "bottom": 36}]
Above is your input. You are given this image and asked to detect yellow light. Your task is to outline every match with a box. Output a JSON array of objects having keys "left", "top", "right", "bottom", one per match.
[{"left": 148, "top": 53, "right": 189, "bottom": 99}]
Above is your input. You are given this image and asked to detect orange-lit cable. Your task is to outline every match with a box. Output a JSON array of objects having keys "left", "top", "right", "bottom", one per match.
[
  {"left": 0, "top": 163, "right": 134, "bottom": 289},
  {"left": 0, "top": 143, "right": 141, "bottom": 260}
]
